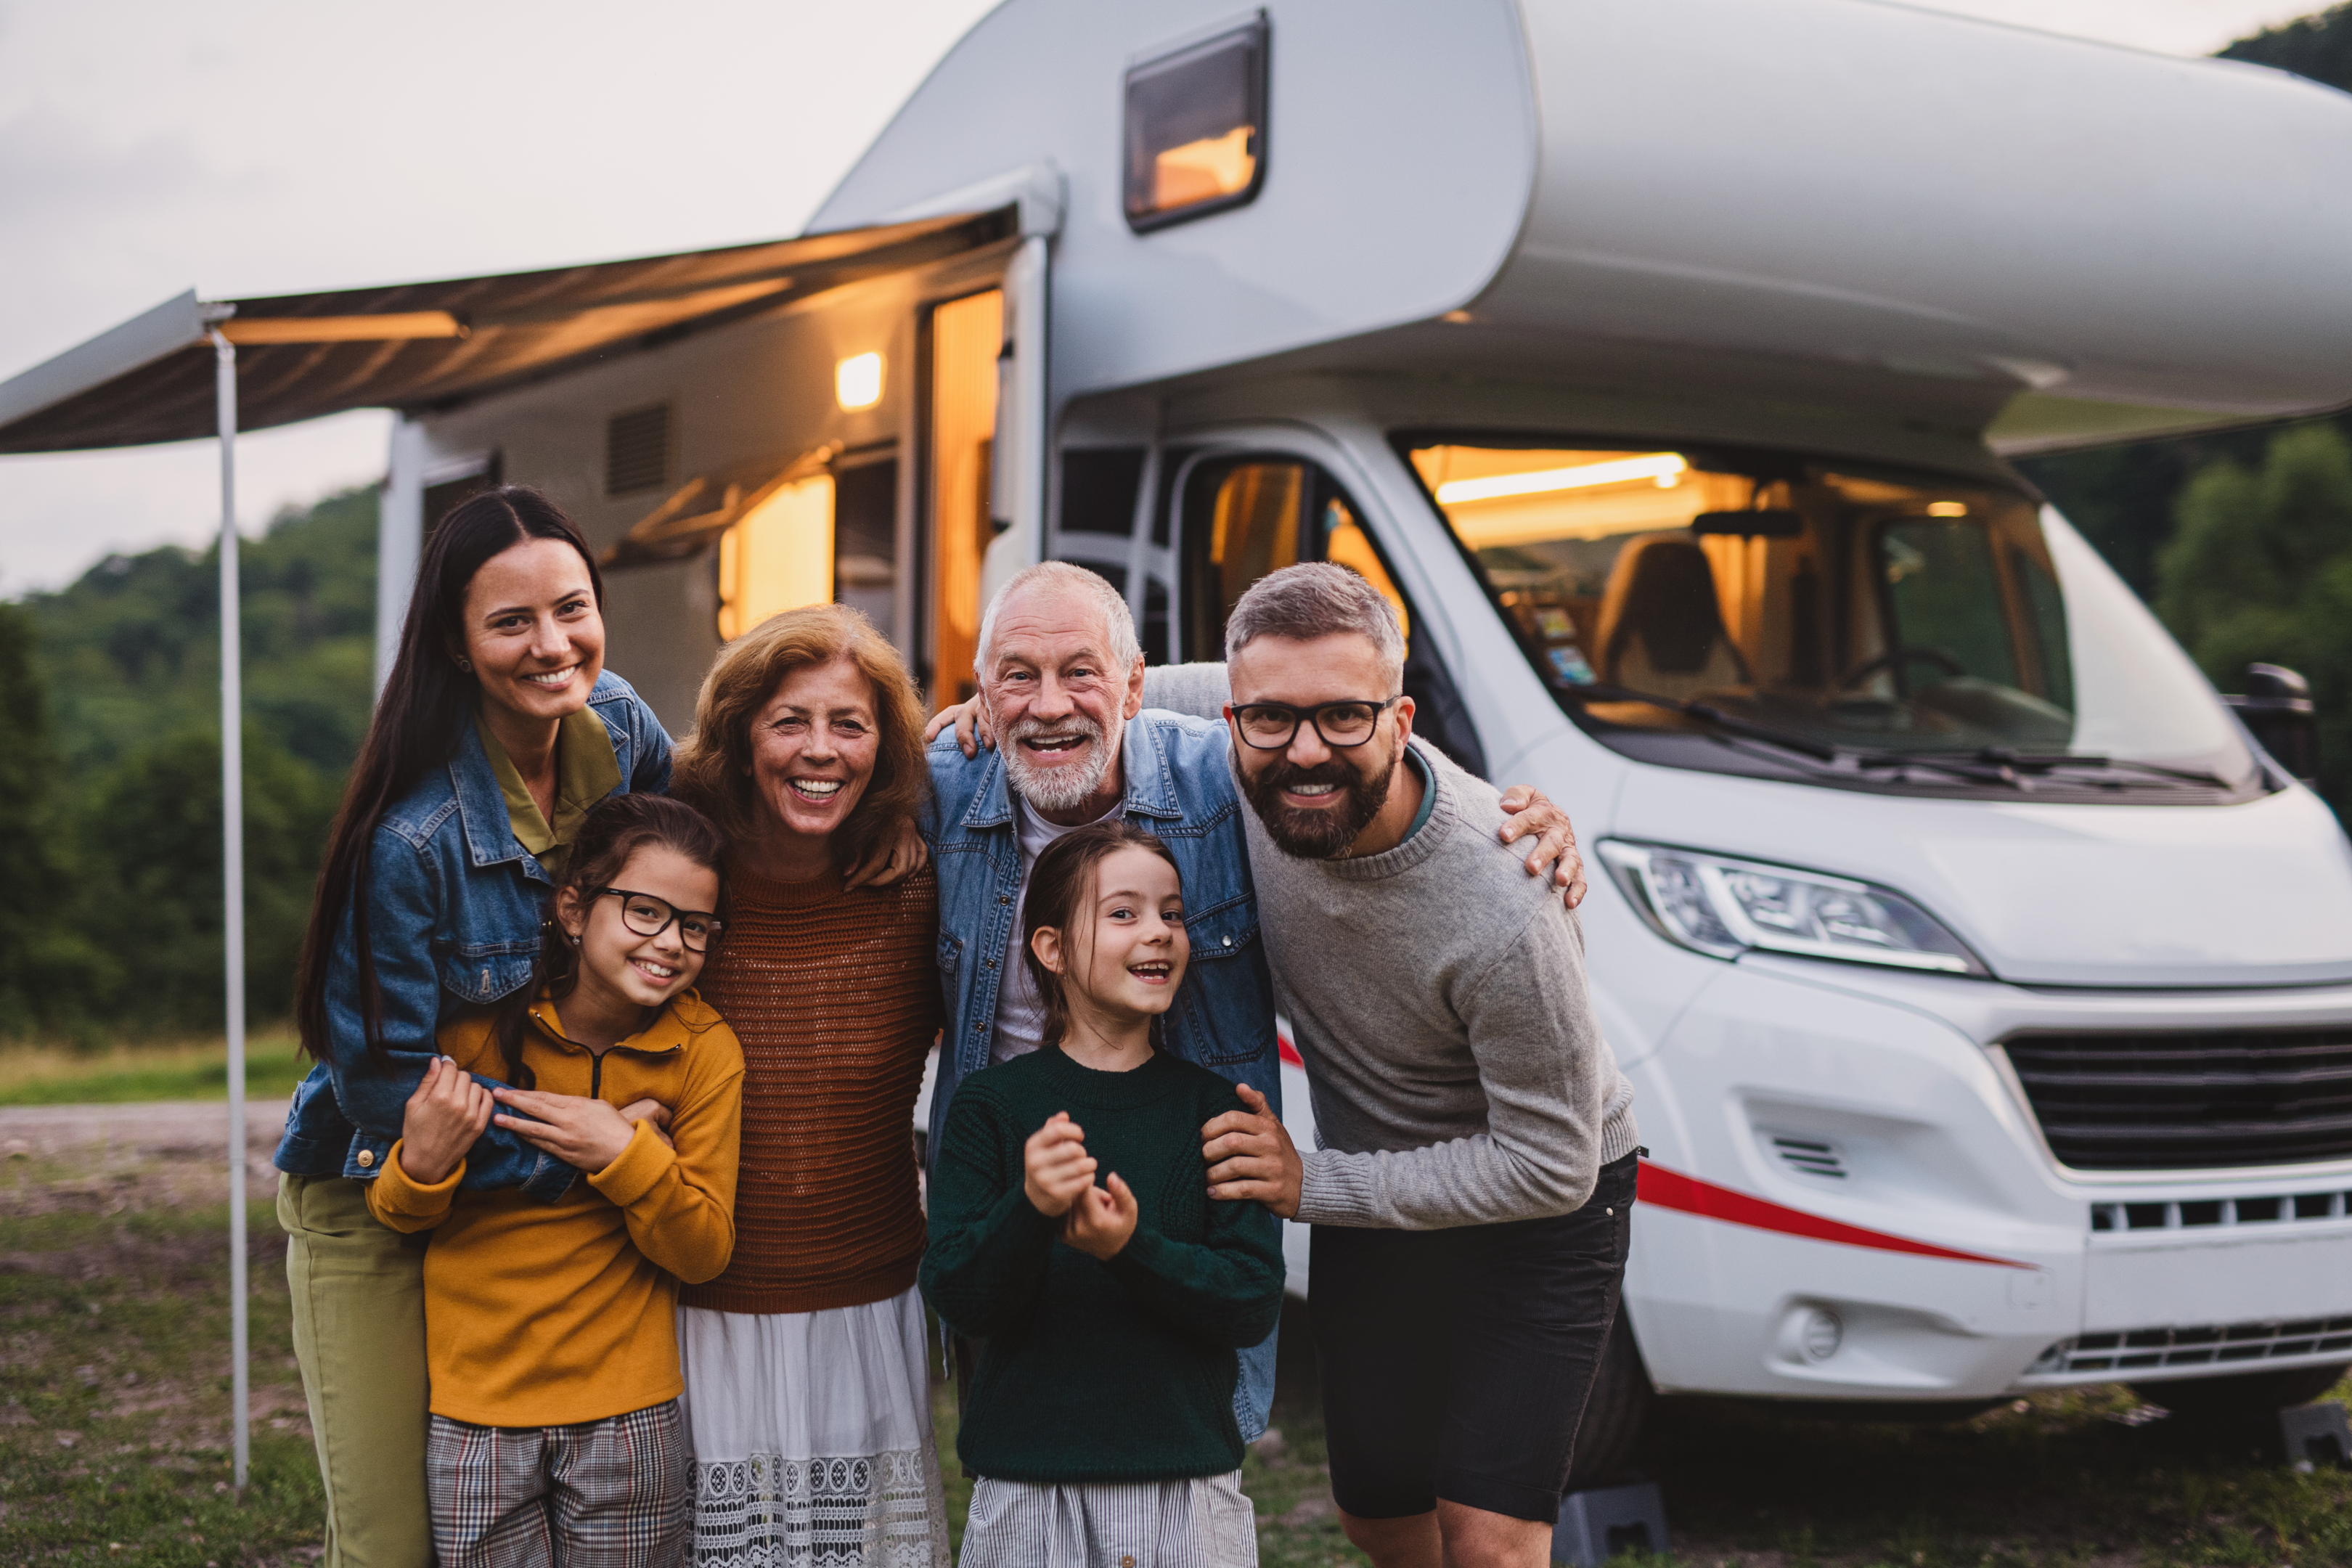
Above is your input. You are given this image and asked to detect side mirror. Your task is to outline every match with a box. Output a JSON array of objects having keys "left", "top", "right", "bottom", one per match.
[{"left": 2224, "top": 663, "right": 2319, "bottom": 785}]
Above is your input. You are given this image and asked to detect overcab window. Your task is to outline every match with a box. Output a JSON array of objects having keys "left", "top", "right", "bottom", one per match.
[{"left": 1124, "top": 15, "right": 1268, "bottom": 232}]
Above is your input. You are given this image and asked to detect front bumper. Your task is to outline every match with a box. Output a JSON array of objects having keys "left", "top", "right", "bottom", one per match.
[{"left": 1618, "top": 955, "right": 2352, "bottom": 1401}]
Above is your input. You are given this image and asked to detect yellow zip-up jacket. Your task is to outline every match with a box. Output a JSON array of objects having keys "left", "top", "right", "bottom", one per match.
[{"left": 366, "top": 988, "right": 744, "bottom": 1427}]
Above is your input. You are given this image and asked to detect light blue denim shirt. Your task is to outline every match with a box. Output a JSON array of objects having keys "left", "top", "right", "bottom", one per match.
[
  {"left": 271, "top": 670, "right": 672, "bottom": 1200},
  {"left": 923, "top": 707, "right": 1284, "bottom": 1439}
]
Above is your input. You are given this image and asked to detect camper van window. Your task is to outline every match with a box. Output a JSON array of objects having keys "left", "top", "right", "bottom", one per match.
[
  {"left": 1177, "top": 454, "right": 1488, "bottom": 771},
  {"left": 1406, "top": 441, "right": 2260, "bottom": 801},
  {"left": 1124, "top": 17, "right": 1267, "bottom": 232}
]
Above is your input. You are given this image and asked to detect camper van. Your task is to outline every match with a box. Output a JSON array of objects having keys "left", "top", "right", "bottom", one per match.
[{"left": 10, "top": 0, "right": 2352, "bottom": 1483}]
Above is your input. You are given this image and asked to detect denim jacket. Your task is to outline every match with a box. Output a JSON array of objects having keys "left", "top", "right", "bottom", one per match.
[
  {"left": 272, "top": 671, "right": 672, "bottom": 1200},
  {"left": 923, "top": 707, "right": 1283, "bottom": 1437}
]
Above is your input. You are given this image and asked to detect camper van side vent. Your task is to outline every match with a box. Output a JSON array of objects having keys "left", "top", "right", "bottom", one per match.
[
  {"left": 1770, "top": 1136, "right": 1847, "bottom": 1180},
  {"left": 605, "top": 404, "right": 673, "bottom": 497}
]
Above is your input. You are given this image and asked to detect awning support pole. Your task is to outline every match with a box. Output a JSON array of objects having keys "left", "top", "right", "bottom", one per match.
[{"left": 209, "top": 328, "right": 250, "bottom": 1493}]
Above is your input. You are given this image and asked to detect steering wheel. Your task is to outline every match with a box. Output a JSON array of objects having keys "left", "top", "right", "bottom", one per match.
[{"left": 1839, "top": 646, "right": 1966, "bottom": 691}]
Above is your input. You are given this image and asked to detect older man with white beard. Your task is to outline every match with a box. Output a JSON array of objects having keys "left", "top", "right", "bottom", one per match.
[{"left": 920, "top": 561, "right": 1588, "bottom": 1448}]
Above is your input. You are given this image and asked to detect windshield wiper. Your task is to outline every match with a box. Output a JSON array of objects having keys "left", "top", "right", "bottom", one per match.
[
  {"left": 1861, "top": 747, "right": 2234, "bottom": 790},
  {"left": 1560, "top": 684, "right": 1842, "bottom": 764},
  {"left": 1561, "top": 687, "right": 2237, "bottom": 793}
]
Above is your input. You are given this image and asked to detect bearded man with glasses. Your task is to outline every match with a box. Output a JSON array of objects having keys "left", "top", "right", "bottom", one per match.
[{"left": 1126, "top": 563, "right": 1639, "bottom": 1568}]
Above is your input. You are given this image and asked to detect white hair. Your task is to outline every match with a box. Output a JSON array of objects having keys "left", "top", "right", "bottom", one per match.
[
  {"left": 1224, "top": 562, "right": 1405, "bottom": 687},
  {"left": 976, "top": 561, "right": 1142, "bottom": 679}
]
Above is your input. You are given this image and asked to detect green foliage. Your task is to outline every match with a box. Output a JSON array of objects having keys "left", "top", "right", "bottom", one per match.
[
  {"left": 0, "top": 605, "right": 114, "bottom": 1037},
  {"left": 2, "top": 487, "right": 375, "bottom": 1040},
  {"left": 23, "top": 483, "right": 378, "bottom": 778},
  {"left": 2157, "top": 424, "right": 2352, "bottom": 814},
  {"left": 2220, "top": 1, "right": 2352, "bottom": 89},
  {"left": 79, "top": 724, "right": 340, "bottom": 1032}
]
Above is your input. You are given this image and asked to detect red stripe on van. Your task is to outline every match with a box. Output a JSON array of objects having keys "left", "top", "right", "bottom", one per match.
[
  {"left": 1277, "top": 1029, "right": 1304, "bottom": 1068},
  {"left": 1636, "top": 1161, "right": 2030, "bottom": 1268}
]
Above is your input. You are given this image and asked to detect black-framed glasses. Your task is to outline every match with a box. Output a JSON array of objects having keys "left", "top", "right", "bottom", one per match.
[
  {"left": 1230, "top": 696, "right": 1402, "bottom": 751},
  {"left": 594, "top": 888, "right": 724, "bottom": 951}
]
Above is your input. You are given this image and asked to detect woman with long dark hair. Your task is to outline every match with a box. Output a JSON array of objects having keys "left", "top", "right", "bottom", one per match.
[{"left": 273, "top": 486, "right": 672, "bottom": 1568}]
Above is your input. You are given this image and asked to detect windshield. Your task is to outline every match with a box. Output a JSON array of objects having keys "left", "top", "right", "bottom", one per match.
[{"left": 1408, "top": 441, "right": 2260, "bottom": 800}]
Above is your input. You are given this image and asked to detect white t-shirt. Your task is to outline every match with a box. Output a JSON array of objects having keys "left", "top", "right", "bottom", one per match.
[{"left": 991, "top": 792, "right": 1125, "bottom": 1063}]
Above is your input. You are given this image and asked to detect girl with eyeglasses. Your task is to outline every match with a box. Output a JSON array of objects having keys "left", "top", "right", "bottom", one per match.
[{"left": 363, "top": 791, "right": 746, "bottom": 1567}]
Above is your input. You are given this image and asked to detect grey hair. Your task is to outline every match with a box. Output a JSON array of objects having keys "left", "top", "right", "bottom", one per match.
[
  {"left": 1224, "top": 563, "right": 1406, "bottom": 687},
  {"left": 976, "top": 560, "right": 1142, "bottom": 679}
]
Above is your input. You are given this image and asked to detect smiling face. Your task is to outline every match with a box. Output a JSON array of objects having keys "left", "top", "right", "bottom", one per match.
[
  {"left": 556, "top": 843, "right": 719, "bottom": 1025},
  {"left": 1033, "top": 844, "right": 1191, "bottom": 1027},
  {"left": 745, "top": 656, "right": 881, "bottom": 854},
  {"left": 1228, "top": 632, "right": 1415, "bottom": 859},
  {"left": 980, "top": 582, "right": 1145, "bottom": 822},
  {"left": 458, "top": 536, "right": 605, "bottom": 724}
]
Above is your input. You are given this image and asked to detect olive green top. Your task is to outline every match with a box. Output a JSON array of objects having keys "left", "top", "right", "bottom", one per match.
[{"left": 474, "top": 706, "right": 623, "bottom": 880}]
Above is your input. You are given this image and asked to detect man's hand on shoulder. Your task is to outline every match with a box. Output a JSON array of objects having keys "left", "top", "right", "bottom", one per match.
[
  {"left": 1202, "top": 1083, "right": 1302, "bottom": 1219},
  {"left": 923, "top": 696, "right": 997, "bottom": 758},
  {"left": 1496, "top": 785, "right": 1587, "bottom": 910}
]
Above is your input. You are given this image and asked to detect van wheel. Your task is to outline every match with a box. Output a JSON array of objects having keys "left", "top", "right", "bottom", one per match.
[
  {"left": 1566, "top": 1313, "right": 1654, "bottom": 1490},
  {"left": 2131, "top": 1363, "right": 2349, "bottom": 1418}
]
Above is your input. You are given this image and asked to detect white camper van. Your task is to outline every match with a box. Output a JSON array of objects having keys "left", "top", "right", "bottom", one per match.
[{"left": 10, "top": 0, "right": 2352, "bottom": 1483}]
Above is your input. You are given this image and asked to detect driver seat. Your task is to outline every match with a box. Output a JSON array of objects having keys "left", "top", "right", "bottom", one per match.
[{"left": 1596, "top": 535, "right": 1752, "bottom": 700}]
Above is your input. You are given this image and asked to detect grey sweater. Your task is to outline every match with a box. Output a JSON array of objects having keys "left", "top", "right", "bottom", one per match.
[{"left": 1142, "top": 664, "right": 1638, "bottom": 1230}]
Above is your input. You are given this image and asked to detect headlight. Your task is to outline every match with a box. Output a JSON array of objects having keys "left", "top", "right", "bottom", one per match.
[{"left": 1597, "top": 840, "right": 1986, "bottom": 976}]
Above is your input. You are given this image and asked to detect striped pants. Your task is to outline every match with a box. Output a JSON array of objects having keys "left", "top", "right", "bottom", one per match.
[
  {"left": 427, "top": 1401, "right": 693, "bottom": 1568},
  {"left": 955, "top": 1471, "right": 1258, "bottom": 1568}
]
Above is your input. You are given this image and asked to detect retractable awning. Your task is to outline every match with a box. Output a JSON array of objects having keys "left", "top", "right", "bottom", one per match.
[{"left": 0, "top": 208, "right": 1011, "bottom": 454}]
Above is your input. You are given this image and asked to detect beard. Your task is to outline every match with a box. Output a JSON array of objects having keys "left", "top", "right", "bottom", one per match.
[
  {"left": 1239, "top": 738, "right": 1397, "bottom": 859},
  {"left": 1001, "top": 711, "right": 1118, "bottom": 814}
]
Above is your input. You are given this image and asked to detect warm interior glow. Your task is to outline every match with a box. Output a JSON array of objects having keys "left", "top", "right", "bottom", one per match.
[
  {"left": 219, "top": 311, "right": 465, "bottom": 344},
  {"left": 1152, "top": 126, "right": 1256, "bottom": 210},
  {"left": 1322, "top": 509, "right": 1410, "bottom": 642},
  {"left": 1435, "top": 452, "right": 1687, "bottom": 505},
  {"left": 717, "top": 473, "right": 833, "bottom": 640},
  {"left": 1927, "top": 501, "right": 1969, "bottom": 517},
  {"left": 835, "top": 352, "right": 885, "bottom": 412},
  {"left": 928, "top": 290, "right": 1003, "bottom": 705}
]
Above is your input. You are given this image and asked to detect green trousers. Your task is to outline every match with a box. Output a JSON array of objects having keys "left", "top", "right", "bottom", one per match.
[{"left": 279, "top": 1172, "right": 435, "bottom": 1568}]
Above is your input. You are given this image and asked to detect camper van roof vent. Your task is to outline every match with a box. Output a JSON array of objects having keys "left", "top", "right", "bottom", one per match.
[
  {"left": 1124, "top": 14, "right": 1267, "bottom": 233},
  {"left": 606, "top": 403, "right": 673, "bottom": 497}
]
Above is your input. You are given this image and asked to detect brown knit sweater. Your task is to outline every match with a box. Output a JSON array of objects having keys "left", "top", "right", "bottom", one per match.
[{"left": 679, "top": 862, "right": 942, "bottom": 1316}]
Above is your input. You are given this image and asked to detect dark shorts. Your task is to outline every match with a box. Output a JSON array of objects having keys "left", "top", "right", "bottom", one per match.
[{"left": 1309, "top": 1151, "right": 1638, "bottom": 1524}]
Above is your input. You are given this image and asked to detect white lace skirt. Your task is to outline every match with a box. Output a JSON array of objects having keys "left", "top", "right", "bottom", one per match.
[{"left": 678, "top": 1287, "right": 952, "bottom": 1568}]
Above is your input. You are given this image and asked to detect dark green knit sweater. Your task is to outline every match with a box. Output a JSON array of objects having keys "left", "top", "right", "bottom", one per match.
[{"left": 920, "top": 1046, "right": 1285, "bottom": 1483}]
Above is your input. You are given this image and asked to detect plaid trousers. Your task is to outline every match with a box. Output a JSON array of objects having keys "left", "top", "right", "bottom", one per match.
[{"left": 428, "top": 1400, "right": 693, "bottom": 1568}]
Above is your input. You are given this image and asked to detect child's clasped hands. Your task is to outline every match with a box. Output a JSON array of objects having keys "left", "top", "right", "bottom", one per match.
[{"left": 1022, "top": 1111, "right": 1137, "bottom": 1259}]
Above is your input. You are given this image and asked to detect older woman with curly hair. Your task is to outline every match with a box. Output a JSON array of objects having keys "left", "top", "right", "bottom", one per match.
[{"left": 667, "top": 604, "right": 950, "bottom": 1568}]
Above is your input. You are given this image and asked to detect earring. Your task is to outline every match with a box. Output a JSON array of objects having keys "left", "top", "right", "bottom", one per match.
[{"left": 456, "top": 656, "right": 474, "bottom": 673}]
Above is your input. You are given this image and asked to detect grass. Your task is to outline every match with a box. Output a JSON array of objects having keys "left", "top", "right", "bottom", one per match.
[
  {"left": 0, "top": 1032, "right": 309, "bottom": 1107},
  {"left": 8, "top": 1122, "right": 2351, "bottom": 1566},
  {"left": 0, "top": 1153, "right": 324, "bottom": 1565}
]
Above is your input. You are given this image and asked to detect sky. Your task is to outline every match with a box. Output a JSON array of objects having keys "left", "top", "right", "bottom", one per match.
[{"left": 0, "top": 0, "right": 2323, "bottom": 597}]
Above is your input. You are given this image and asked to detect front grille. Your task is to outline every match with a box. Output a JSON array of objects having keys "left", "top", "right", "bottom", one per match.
[
  {"left": 2004, "top": 1029, "right": 2352, "bottom": 1171},
  {"left": 2091, "top": 1189, "right": 2352, "bottom": 1231},
  {"left": 2028, "top": 1317, "right": 2352, "bottom": 1376}
]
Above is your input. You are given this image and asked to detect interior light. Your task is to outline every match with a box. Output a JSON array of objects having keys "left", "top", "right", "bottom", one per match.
[
  {"left": 835, "top": 353, "right": 884, "bottom": 412},
  {"left": 1927, "top": 501, "right": 1969, "bottom": 517},
  {"left": 1436, "top": 453, "right": 1687, "bottom": 505},
  {"left": 1153, "top": 126, "right": 1256, "bottom": 209},
  {"left": 219, "top": 311, "right": 466, "bottom": 344}
]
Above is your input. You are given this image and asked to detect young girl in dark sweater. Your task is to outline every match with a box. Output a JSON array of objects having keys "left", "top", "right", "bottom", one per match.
[{"left": 921, "top": 821, "right": 1284, "bottom": 1567}]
